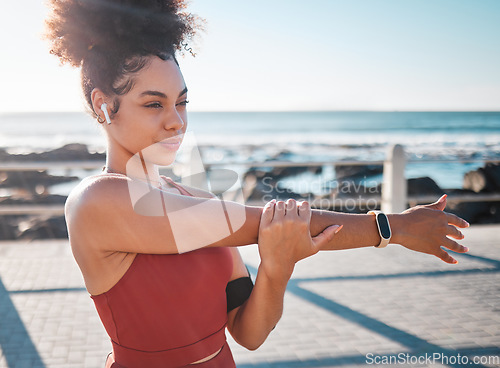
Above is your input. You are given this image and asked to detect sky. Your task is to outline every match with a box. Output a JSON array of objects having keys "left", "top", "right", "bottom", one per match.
[{"left": 0, "top": 0, "right": 499, "bottom": 113}]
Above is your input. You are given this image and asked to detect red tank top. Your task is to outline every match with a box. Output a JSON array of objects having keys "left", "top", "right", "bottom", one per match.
[{"left": 91, "top": 177, "right": 235, "bottom": 367}]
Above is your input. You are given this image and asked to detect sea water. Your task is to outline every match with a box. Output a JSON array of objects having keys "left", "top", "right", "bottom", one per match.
[{"left": 0, "top": 111, "right": 499, "bottom": 191}]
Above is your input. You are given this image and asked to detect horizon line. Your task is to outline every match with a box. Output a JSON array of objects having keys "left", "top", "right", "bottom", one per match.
[{"left": 2, "top": 109, "right": 500, "bottom": 115}]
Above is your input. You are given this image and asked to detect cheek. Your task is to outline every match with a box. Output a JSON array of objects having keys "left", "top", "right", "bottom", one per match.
[{"left": 116, "top": 117, "right": 157, "bottom": 151}]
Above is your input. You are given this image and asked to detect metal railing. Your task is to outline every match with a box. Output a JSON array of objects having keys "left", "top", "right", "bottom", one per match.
[
  {"left": 0, "top": 161, "right": 104, "bottom": 215},
  {"left": 1, "top": 144, "right": 499, "bottom": 215},
  {"left": 188, "top": 144, "right": 500, "bottom": 210}
]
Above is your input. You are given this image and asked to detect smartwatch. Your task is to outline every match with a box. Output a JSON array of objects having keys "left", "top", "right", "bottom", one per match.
[{"left": 367, "top": 210, "right": 391, "bottom": 248}]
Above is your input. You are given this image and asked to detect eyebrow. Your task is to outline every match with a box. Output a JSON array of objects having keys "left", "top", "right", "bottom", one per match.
[
  {"left": 139, "top": 86, "right": 188, "bottom": 99},
  {"left": 178, "top": 86, "right": 188, "bottom": 98}
]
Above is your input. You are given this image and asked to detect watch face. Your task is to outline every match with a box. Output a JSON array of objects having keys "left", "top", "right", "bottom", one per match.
[{"left": 377, "top": 213, "right": 391, "bottom": 239}]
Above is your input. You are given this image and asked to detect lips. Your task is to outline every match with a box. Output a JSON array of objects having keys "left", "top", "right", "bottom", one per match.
[{"left": 157, "top": 136, "right": 183, "bottom": 150}]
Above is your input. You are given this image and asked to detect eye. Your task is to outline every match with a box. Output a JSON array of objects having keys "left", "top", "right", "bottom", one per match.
[
  {"left": 176, "top": 100, "right": 189, "bottom": 107},
  {"left": 145, "top": 102, "right": 163, "bottom": 109}
]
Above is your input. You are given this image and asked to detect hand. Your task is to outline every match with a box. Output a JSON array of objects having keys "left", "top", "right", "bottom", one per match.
[
  {"left": 391, "top": 194, "right": 470, "bottom": 264},
  {"left": 258, "top": 199, "right": 342, "bottom": 281}
]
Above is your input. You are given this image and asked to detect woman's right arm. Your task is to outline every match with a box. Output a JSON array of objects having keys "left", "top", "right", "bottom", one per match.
[
  {"left": 65, "top": 175, "right": 262, "bottom": 254},
  {"left": 67, "top": 175, "right": 468, "bottom": 262}
]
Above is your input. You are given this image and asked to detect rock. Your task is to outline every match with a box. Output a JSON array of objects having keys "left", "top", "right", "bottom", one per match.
[
  {"left": 335, "top": 164, "right": 383, "bottom": 181},
  {"left": 0, "top": 215, "right": 25, "bottom": 240},
  {"left": 370, "top": 176, "right": 444, "bottom": 197},
  {"left": 463, "top": 163, "right": 500, "bottom": 193},
  {"left": 2, "top": 143, "right": 105, "bottom": 162},
  {"left": 335, "top": 181, "right": 381, "bottom": 197},
  {"left": 243, "top": 172, "right": 307, "bottom": 203},
  {"left": 0, "top": 171, "right": 78, "bottom": 194},
  {"left": 445, "top": 190, "right": 500, "bottom": 224},
  {"left": 485, "top": 162, "right": 500, "bottom": 189},
  {"left": 464, "top": 169, "right": 489, "bottom": 192},
  {"left": 0, "top": 147, "right": 12, "bottom": 161},
  {"left": 17, "top": 215, "right": 68, "bottom": 240},
  {"left": 242, "top": 164, "right": 322, "bottom": 203},
  {"left": 249, "top": 165, "right": 322, "bottom": 182},
  {"left": 0, "top": 194, "right": 67, "bottom": 205},
  {"left": 407, "top": 177, "right": 444, "bottom": 196},
  {"left": 0, "top": 196, "right": 68, "bottom": 240}
]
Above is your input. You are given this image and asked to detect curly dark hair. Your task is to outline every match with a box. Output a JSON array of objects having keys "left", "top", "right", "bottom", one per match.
[{"left": 44, "top": 0, "right": 202, "bottom": 117}]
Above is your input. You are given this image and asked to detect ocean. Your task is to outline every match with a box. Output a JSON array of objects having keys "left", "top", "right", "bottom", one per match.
[{"left": 0, "top": 111, "right": 499, "bottom": 191}]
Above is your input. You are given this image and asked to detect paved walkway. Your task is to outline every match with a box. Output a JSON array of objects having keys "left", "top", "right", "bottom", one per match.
[{"left": 0, "top": 224, "right": 499, "bottom": 368}]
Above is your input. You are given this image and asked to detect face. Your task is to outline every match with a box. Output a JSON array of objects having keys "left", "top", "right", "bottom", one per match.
[{"left": 105, "top": 56, "right": 188, "bottom": 167}]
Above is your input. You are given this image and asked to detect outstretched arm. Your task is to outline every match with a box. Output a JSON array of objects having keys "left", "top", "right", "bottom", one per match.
[
  {"left": 230, "top": 194, "right": 468, "bottom": 264},
  {"left": 70, "top": 175, "right": 468, "bottom": 262}
]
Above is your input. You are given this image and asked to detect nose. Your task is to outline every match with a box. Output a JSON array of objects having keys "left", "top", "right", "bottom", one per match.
[{"left": 163, "top": 108, "right": 185, "bottom": 132}]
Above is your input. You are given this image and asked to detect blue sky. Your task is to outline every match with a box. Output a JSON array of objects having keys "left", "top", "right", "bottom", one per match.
[{"left": 1, "top": 0, "right": 499, "bottom": 112}]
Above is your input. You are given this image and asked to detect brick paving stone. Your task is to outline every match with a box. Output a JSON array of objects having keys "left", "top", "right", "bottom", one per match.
[{"left": 0, "top": 225, "right": 499, "bottom": 367}]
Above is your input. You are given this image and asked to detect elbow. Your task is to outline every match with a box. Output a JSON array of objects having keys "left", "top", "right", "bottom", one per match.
[
  {"left": 236, "top": 327, "right": 278, "bottom": 351},
  {"left": 246, "top": 345, "right": 260, "bottom": 352},
  {"left": 231, "top": 330, "right": 268, "bottom": 351},
  {"left": 241, "top": 338, "right": 265, "bottom": 351}
]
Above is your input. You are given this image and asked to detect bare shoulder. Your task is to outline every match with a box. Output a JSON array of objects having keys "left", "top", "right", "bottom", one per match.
[
  {"left": 65, "top": 174, "right": 130, "bottom": 224},
  {"left": 66, "top": 174, "right": 181, "bottom": 255},
  {"left": 65, "top": 174, "right": 138, "bottom": 294},
  {"left": 65, "top": 174, "right": 132, "bottom": 250}
]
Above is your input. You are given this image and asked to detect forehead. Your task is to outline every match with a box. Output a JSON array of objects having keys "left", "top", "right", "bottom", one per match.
[{"left": 130, "top": 56, "right": 185, "bottom": 95}]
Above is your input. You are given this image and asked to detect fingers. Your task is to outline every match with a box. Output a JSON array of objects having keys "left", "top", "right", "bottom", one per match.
[
  {"left": 442, "top": 236, "right": 469, "bottom": 253},
  {"left": 264, "top": 199, "right": 308, "bottom": 229},
  {"left": 274, "top": 200, "right": 286, "bottom": 222},
  {"left": 260, "top": 199, "right": 276, "bottom": 226},
  {"left": 446, "top": 212, "right": 470, "bottom": 228},
  {"left": 446, "top": 224, "right": 464, "bottom": 240},
  {"left": 273, "top": 199, "right": 307, "bottom": 222},
  {"left": 435, "top": 247, "right": 458, "bottom": 264},
  {"left": 312, "top": 224, "right": 343, "bottom": 250},
  {"left": 286, "top": 199, "right": 299, "bottom": 220},
  {"left": 297, "top": 200, "right": 311, "bottom": 221},
  {"left": 426, "top": 196, "right": 469, "bottom": 228},
  {"left": 435, "top": 236, "right": 469, "bottom": 264},
  {"left": 426, "top": 194, "right": 447, "bottom": 211}
]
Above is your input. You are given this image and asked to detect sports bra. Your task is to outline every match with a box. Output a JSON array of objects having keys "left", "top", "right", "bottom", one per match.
[{"left": 91, "top": 176, "right": 236, "bottom": 367}]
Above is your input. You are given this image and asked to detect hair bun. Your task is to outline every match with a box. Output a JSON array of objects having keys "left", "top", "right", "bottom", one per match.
[{"left": 45, "top": 0, "right": 201, "bottom": 66}]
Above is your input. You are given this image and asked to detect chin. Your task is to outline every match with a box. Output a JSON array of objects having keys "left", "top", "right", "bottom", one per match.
[
  {"left": 154, "top": 155, "right": 177, "bottom": 167},
  {"left": 141, "top": 143, "right": 179, "bottom": 167}
]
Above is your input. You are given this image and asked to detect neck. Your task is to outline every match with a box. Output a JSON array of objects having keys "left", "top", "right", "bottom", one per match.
[{"left": 104, "top": 142, "right": 161, "bottom": 184}]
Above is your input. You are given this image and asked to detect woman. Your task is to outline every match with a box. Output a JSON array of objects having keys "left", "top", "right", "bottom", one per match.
[{"left": 45, "top": 1, "right": 469, "bottom": 367}]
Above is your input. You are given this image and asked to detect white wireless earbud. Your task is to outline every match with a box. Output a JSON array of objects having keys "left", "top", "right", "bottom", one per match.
[{"left": 101, "top": 103, "right": 112, "bottom": 125}]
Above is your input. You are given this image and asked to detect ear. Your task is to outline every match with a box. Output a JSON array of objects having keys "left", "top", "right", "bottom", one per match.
[{"left": 90, "top": 88, "right": 109, "bottom": 117}]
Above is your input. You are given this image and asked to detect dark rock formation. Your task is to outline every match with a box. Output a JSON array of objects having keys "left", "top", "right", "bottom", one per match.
[
  {"left": 243, "top": 171, "right": 308, "bottom": 203},
  {"left": 242, "top": 165, "right": 321, "bottom": 203},
  {"left": 0, "top": 215, "right": 25, "bottom": 240},
  {"left": 1, "top": 143, "right": 105, "bottom": 162},
  {"left": 446, "top": 193, "right": 500, "bottom": 224},
  {"left": 463, "top": 163, "right": 500, "bottom": 193},
  {"left": 0, "top": 195, "right": 68, "bottom": 240},
  {"left": 0, "top": 194, "right": 67, "bottom": 205},
  {"left": 335, "top": 164, "right": 383, "bottom": 181},
  {"left": 17, "top": 216, "right": 68, "bottom": 240},
  {"left": 0, "top": 171, "right": 78, "bottom": 194},
  {"left": 408, "top": 176, "right": 445, "bottom": 196}
]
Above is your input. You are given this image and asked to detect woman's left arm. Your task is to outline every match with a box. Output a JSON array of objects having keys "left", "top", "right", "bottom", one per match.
[{"left": 227, "top": 199, "right": 341, "bottom": 350}]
